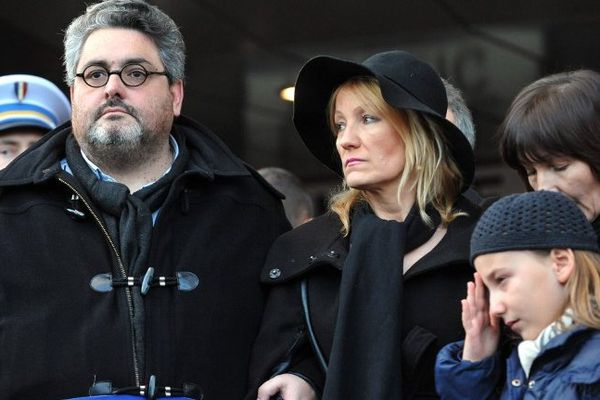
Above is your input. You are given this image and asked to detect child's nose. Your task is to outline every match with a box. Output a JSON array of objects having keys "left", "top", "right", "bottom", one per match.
[{"left": 489, "top": 292, "right": 505, "bottom": 317}]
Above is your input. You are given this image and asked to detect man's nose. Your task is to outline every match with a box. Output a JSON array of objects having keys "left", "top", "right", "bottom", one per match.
[{"left": 104, "top": 73, "right": 126, "bottom": 98}]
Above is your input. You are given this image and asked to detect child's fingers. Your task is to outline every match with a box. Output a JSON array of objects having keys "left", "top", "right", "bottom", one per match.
[
  {"left": 474, "top": 272, "right": 486, "bottom": 305},
  {"left": 465, "top": 280, "right": 476, "bottom": 309},
  {"left": 461, "top": 298, "right": 472, "bottom": 330}
]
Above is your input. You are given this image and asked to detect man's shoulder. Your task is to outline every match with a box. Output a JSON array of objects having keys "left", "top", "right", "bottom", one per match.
[
  {"left": 175, "top": 116, "right": 295, "bottom": 206},
  {"left": 175, "top": 115, "right": 250, "bottom": 177},
  {"left": 274, "top": 213, "right": 341, "bottom": 243}
]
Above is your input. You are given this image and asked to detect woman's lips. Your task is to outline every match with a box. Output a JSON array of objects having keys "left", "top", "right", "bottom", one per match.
[{"left": 345, "top": 158, "right": 364, "bottom": 167}]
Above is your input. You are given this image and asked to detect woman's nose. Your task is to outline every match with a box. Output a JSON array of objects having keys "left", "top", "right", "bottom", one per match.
[
  {"left": 336, "top": 123, "right": 360, "bottom": 149},
  {"left": 533, "top": 170, "right": 559, "bottom": 191}
]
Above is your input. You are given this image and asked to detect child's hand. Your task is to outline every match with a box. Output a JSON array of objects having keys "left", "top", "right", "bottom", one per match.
[{"left": 461, "top": 272, "right": 500, "bottom": 361}]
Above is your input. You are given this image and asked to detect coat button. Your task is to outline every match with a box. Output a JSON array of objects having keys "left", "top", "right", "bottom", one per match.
[
  {"left": 511, "top": 379, "right": 521, "bottom": 387},
  {"left": 269, "top": 268, "right": 282, "bottom": 279},
  {"left": 327, "top": 250, "right": 338, "bottom": 258},
  {"left": 308, "top": 255, "right": 317, "bottom": 262},
  {"left": 528, "top": 380, "right": 535, "bottom": 388}
]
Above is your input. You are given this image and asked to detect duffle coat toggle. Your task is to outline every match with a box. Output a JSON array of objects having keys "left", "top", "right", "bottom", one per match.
[
  {"left": 89, "top": 374, "right": 204, "bottom": 399},
  {"left": 65, "top": 193, "right": 86, "bottom": 220},
  {"left": 90, "top": 267, "right": 200, "bottom": 294}
]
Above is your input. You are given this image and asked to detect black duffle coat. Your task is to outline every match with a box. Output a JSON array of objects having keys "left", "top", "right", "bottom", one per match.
[
  {"left": 0, "top": 116, "right": 290, "bottom": 399},
  {"left": 246, "top": 196, "right": 481, "bottom": 399}
]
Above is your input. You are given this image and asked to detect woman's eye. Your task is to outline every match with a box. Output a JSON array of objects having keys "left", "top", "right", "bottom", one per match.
[
  {"left": 334, "top": 122, "right": 345, "bottom": 132},
  {"left": 362, "top": 114, "right": 378, "bottom": 124},
  {"left": 552, "top": 164, "right": 568, "bottom": 172}
]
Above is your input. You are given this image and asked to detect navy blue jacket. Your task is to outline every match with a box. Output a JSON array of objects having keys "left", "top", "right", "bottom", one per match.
[{"left": 436, "top": 326, "right": 600, "bottom": 399}]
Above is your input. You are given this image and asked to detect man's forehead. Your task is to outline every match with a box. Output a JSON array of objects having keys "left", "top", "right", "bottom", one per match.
[
  {"left": 79, "top": 57, "right": 155, "bottom": 70},
  {"left": 77, "top": 28, "right": 161, "bottom": 68}
]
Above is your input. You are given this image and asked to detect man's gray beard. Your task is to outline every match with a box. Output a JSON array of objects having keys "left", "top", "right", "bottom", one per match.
[{"left": 83, "top": 121, "right": 159, "bottom": 171}]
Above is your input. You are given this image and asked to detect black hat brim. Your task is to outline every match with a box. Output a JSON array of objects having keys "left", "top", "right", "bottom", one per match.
[{"left": 292, "top": 55, "right": 475, "bottom": 190}]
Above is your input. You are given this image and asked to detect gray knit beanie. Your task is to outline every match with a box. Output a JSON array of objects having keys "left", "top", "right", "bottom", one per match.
[{"left": 471, "top": 190, "right": 599, "bottom": 263}]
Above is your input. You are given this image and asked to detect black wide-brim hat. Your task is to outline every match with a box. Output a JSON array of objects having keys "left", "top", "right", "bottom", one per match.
[{"left": 292, "top": 50, "right": 474, "bottom": 190}]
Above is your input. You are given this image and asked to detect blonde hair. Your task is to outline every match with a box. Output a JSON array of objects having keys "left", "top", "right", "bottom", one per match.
[
  {"left": 566, "top": 250, "right": 600, "bottom": 329},
  {"left": 327, "top": 77, "right": 464, "bottom": 235}
]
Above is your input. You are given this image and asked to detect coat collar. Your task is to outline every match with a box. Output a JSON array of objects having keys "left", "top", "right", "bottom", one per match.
[
  {"left": 404, "top": 197, "right": 480, "bottom": 279},
  {"left": 508, "top": 326, "right": 600, "bottom": 385},
  {"left": 261, "top": 213, "right": 348, "bottom": 284},
  {"left": 0, "top": 115, "right": 250, "bottom": 188},
  {"left": 262, "top": 197, "right": 480, "bottom": 284}
]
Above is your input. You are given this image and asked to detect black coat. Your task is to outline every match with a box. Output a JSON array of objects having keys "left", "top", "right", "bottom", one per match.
[
  {"left": 246, "top": 197, "right": 481, "bottom": 399},
  {"left": 0, "top": 116, "right": 290, "bottom": 399}
]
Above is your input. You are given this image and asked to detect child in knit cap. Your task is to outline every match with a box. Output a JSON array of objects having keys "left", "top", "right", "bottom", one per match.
[{"left": 435, "top": 190, "right": 600, "bottom": 399}]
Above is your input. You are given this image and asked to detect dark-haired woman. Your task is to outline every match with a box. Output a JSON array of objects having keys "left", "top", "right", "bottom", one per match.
[
  {"left": 245, "top": 50, "right": 481, "bottom": 400},
  {"left": 500, "top": 69, "right": 600, "bottom": 241}
]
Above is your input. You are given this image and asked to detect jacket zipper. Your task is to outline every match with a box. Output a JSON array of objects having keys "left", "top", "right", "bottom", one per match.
[{"left": 58, "top": 176, "right": 141, "bottom": 386}]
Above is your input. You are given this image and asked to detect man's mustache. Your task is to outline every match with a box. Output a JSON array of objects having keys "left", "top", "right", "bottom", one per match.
[{"left": 94, "top": 99, "right": 138, "bottom": 121}]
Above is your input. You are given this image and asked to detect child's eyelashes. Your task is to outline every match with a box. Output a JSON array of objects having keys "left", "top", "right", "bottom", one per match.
[{"left": 494, "top": 275, "right": 509, "bottom": 287}]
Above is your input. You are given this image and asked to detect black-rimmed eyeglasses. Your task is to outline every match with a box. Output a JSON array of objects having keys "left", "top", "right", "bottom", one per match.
[{"left": 75, "top": 63, "right": 169, "bottom": 88}]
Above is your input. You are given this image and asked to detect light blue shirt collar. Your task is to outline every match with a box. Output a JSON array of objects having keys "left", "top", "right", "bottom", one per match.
[
  {"left": 60, "top": 135, "right": 180, "bottom": 225},
  {"left": 61, "top": 134, "right": 179, "bottom": 186}
]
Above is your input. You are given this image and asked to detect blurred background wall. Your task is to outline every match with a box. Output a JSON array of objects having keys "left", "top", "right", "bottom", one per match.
[{"left": 4, "top": 0, "right": 599, "bottom": 210}]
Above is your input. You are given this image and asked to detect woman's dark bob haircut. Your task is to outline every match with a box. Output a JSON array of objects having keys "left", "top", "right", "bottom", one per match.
[{"left": 500, "top": 69, "right": 600, "bottom": 185}]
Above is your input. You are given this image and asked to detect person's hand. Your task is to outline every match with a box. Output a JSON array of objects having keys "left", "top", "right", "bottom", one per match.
[
  {"left": 257, "top": 373, "right": 317, "bottom": 400},
  {"left": 461, "top": 272, "right": 500, "bottom": 361}
]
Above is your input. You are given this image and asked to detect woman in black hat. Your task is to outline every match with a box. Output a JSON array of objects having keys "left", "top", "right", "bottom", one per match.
[
  {"left": 499, "top": 69, "right": 600, "bottom": 244},
  {"left": 246, "top": 50, "right": 481, "bottom": 400}
]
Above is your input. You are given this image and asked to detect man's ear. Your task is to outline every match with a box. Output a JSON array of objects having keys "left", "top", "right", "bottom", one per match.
[
  {"left": 550, "top": 248, "right": 576, "bottom": 284},
  {"left": 170, "top": 80, "right": 184, "bottom": 117}
]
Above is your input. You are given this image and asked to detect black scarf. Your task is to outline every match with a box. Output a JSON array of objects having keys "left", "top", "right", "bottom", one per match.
[
  {"left": 65, "top": 132, "right": 189, "bottom": 277},
  {"left": 65, "top": 132, "right": 189, "bottom": 377},
  {"left": 593, "top": 217, "right": 600, "bottom": 248},
  {"left": 323, "top": 202, "right": 440, "bottom": 400}
]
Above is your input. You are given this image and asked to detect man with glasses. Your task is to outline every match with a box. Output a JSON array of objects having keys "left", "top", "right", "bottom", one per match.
[{"left": 0, "top": 1, "right": 289, "bottom": 399}]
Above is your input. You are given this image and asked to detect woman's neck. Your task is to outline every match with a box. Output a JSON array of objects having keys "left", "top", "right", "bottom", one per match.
[{"left": 364, "top": 187, "right": 416, "bottom": 222}]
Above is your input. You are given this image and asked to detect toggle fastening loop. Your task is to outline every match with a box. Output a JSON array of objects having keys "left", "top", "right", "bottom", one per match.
[{"left": 90, "top": 270, "right": 200, "bottom": 294}]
